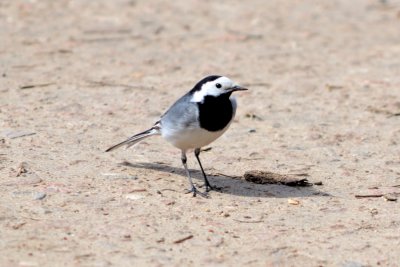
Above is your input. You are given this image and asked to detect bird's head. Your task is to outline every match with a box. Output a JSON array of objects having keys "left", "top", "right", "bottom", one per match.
[{"left": 190, "top": 75, "right": 247, "bottom": 103}]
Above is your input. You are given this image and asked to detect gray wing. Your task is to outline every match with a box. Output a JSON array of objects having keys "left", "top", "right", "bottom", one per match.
[{"left": 160, "top": 93, "right": 199, "bottom": 130}]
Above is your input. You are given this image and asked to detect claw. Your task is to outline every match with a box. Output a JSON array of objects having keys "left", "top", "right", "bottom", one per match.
[
  {"left": 199, "top": 181, "right": 222, "bottom": 192},
  {"left": 204, "top": 184, "right": 222, "bottom": 192},
  {"left": 185, "top": 186, "right": 209, "bottom": 198}
]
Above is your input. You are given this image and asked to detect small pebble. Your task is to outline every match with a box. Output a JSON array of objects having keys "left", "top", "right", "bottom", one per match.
[
  {"left": 288, "top": 198, "right": 300, "bottom": 205},
  {"left": 34, "top": 192, "right": 46, "bottom": 200},
  {"left": 125, "top": 194, "right": 144, "bottom": 200},
  {"left": 369, "top": 208, "right": 378, "bottom": 216},
  {"left": 165, "top": 200, "right": 175, "bottom": 206},
  {"left": 248, "top": 129, "right": 256, "bottom": 133},
  {"left": 245, "top": 113, "right": 263, "bottom": 121},
  {"left": 383, "top": 194, "right": 397, "bottom": 202}
]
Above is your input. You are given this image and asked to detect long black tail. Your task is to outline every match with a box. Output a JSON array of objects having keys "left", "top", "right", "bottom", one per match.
[{"left": 105, "top": 125, "right": 161, "bottom": 152}]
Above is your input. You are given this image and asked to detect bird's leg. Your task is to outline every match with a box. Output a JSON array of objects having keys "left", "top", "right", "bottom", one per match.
[
  {"left": 194, "top": 148, "right": 221, "bottom": 192},
  {"left": 181, "top": 150, "right": 206, "bottom": 197}
]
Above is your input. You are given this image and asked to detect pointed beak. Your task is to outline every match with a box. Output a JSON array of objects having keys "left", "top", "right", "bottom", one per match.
[{"left": 229, "top": 85, "right": 248, "bottom": 92}]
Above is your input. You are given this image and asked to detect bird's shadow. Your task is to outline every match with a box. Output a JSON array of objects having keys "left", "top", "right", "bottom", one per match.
[{"left": 120, "top": 161, "right": 328, "bottom": 198}]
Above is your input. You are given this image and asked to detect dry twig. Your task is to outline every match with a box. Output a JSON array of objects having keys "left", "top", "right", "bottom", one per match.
[{"left": 173, "top": 235, "right": 193, "bottom": 244}]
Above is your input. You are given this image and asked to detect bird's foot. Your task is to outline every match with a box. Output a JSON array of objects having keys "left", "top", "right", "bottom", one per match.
[
  {"left": 205, "top": 185, "right": 222, "bottom": 192},
  {"left": 185, "top": 186, "right": 209, "bottom": 198},
  {"left": 200, "top": 183, "right": 222, "bottom": 192}
]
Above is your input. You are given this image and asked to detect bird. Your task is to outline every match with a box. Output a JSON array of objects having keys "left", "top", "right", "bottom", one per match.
[{"left": 106, "top": 75, "right": 248, "bottom": 197}]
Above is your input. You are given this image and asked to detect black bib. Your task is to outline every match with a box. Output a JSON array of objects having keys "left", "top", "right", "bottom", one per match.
[{"left": 197, "top": 94, "right": 233, "bottom": 132}]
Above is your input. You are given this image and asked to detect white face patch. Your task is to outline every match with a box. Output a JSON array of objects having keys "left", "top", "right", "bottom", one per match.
[{"left": 191, "top": 76, "right": 235, "bottom": 103}]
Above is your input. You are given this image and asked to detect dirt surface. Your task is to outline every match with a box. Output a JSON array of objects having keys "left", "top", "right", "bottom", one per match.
[{"left": 1, "top": 0, "right": 400, "bottom": 266}]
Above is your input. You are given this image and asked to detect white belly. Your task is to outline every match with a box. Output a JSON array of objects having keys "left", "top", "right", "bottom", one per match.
[{"left": 161, "top": 124, "right": 230, "bottom": 151}]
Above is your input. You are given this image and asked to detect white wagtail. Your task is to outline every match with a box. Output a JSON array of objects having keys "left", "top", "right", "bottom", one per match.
[{"left": 106, "top": 75, "right": 247, "bottom": 196}]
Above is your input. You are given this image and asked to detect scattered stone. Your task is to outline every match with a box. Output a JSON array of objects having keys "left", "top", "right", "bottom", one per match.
[
  {"left": 383, "top": 194, "right": 397, "bottom": 202},
  {"left": 325, "top": 84, "right": 343, "bottom": 91},
  {"left": 33, "top": 192, "right": 46, "bottom": 200},
  {"left": 288, "top": 198, "right": 300, "bottom": 205},
  {"left": 369, "top": 208, "right": 378, "bottom": 216},
  {"left": 163, "top": 200, "right": 175, "bottom": 206},
  {"left": 245, "top": 113, "right": 263, "bottom": 121},
  {"left": 16, "top": 162, "right": 28, "bottom": 177},
  {"left": 12, "top": 221, "right": 27, "bottom": 230},
  {"left": 248, "top": 129, "right": 256, "bottom": 133},
  {"left": 313, "top": 181, "right": 323, "bottom": 186},
  {"left": 125, "top": 194, "right": 144, "bottom": 200}
]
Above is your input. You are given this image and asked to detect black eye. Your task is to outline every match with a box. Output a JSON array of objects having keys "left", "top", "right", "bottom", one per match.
[{"left": 216, "top": 83, "right": 222, "bottom": 88}]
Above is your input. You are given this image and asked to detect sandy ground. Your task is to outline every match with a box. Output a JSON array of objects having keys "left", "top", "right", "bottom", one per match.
[{"left": 1, "top": 0, "right": 400, "bottom": 266}]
